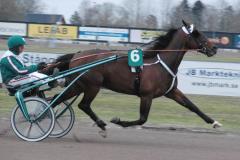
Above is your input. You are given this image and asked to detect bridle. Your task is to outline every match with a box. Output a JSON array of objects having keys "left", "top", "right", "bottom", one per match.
[{"left": 182, "top": 24, "right": 209, "bottom": 55}]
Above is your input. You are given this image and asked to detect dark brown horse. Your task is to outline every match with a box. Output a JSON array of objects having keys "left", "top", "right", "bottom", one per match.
[{"left": 51, "top": 21, "right": 221, "bottom": 132}]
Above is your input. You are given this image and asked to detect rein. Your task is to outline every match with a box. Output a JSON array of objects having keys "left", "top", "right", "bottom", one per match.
[{"left": 69, "top": 48, "right": 201, "bottom": 63}]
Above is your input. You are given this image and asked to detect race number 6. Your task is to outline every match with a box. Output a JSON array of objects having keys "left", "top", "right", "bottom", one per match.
[{"left": 128, "top": 49, "right": 143, "bottom": 67}]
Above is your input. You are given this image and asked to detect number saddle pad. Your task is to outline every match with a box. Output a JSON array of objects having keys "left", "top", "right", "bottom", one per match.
[{"left": 128, "top": 49, "right": 143, "bottom": 73}]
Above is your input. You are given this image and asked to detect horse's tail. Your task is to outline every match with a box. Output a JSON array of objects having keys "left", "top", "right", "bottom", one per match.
[
  {"left": 40, "top": 53, "right": 75, "bottom": 75},
  {"left": 55, "top": 53, "right": 75, "bottom": 71}
]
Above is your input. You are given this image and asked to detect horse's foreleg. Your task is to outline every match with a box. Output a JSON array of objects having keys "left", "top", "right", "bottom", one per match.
[
  {"left": 78, "top": 86, "right": 107, "bottom": 131},
  {"left": 165, "top": 88, "right": 222, "bottom": 128},
  {"left": 111, "top": 96, "right": 153, "bottom": 127}
]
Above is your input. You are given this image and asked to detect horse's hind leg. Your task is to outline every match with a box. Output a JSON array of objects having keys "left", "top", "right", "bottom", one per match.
[
  {"left": 165, "top": 88, "right": 222, "bottom": 128},
  {"left": 78, "top": 86, "right": 107, "bottom": 131},
  {"left": 50, "top": 86, "right": 80, "bottom": 107},
  {"left": 111, "top": 95, "right": 153, "bottom": 127}
]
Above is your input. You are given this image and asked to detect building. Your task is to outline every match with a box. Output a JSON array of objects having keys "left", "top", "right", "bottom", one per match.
[{"left": 25, "top": 14, "right": 66, "bottom": 24}]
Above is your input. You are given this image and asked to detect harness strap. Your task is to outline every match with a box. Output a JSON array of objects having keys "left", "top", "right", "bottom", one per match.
[
  {"left": 143, "top": 60, "right": 161, "bottom": 66},
  {"left": 157, "top": 54, "right": 177, "bottom": 95},
  {"left": 157, "top": 54, "right": 176, "bottom": 77},
  {"left": 143, "top": 55, "right": 177, "bottom": 94}
]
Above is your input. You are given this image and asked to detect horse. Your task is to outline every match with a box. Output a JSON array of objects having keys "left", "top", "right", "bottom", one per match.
[{"left": 49, "top": 20, "right": 221, "bottom": 133}]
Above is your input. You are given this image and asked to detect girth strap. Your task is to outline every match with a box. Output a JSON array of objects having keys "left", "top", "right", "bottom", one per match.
[{"left": 134, "top": 66, "right": 141, "bottom": 95}]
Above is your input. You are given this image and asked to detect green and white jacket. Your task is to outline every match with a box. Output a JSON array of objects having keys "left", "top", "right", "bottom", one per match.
[{"left": 0, "top": 50, "right": 38, "bottom": 84}]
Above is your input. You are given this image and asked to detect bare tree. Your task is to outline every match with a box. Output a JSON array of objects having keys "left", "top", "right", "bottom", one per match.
[
  {"left": 144, "top": 15, "right": 158, "bottom": 29},
  {"left": 192, "top": 0, "right": 205, "bottom": 30},
  {"left": 72, "top": 1, "right": 130, "bottom": 27},
  {"left": 17, "top": 0, "right": 44, "bottom": 14},
  {"left": 113, "top": 6, "right": 130, "bottom": 27},
  {"left": 231, "top": 10, "right": 240, "bottom": 32},
  {"left": 0, "top": 0, "right": 44, "bottom": 21},
  {"left": 66, "top": 0, "right": 240, "bottom": 32},
  {"left": 0, "top": 0, "right": 20, "bottom": 21},
  {"left": 123, "top": 0, "right": 146, "bottom": 27},
  {"left": 220, "top": 6, "right": 234, "bottom": 32},
  {"left": 97, "top": 3, "right": 115, "bottom": 26},
  {"left": 77, "top": 0, "right": 91, "bottom": 26},
  {"left": 168, "top": 0, "right": 192, "bottom": 28},
  {"left": 202, "top": 6, "right": 220, "bottom": 31},
  {"left": 202, "top": 1, "right": 240, "bottom": 32}
]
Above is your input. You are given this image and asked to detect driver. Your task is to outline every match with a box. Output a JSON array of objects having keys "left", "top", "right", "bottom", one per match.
[{"left": 0, "top": 35, "right": 49, "bottom": 93}]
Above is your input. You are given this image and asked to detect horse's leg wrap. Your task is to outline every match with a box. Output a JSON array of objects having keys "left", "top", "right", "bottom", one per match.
[
  {"left": 96, "top": 119, "right": 107, "bottom": 131},
  {"left": 79, "top": 103, "right": 106, "bottom": 131}
]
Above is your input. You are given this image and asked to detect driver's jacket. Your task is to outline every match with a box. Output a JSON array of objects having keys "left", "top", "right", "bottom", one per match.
[{"left": 0, "top": 50, "right": 37, "bottom": 84}]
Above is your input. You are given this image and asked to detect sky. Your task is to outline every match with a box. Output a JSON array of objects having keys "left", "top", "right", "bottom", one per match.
[{"left": 41, "top": 0, "right": 239, "bottom": 23}]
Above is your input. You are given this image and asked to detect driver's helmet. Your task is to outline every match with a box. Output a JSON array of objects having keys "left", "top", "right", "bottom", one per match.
[{"left": 7, "top": 35, "right": 26, "bottom": 49}]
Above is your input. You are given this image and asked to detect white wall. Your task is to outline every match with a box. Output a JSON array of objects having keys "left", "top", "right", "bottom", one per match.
[
  {"left": 0, "top": 22, "right": 27, "bottom": 36},
  {"left": 178, "top": 61, "right": 240, "bottom": 97}
]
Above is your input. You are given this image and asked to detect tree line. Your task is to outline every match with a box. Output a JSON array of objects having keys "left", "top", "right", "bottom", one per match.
[
  {"left": 0, "top": 0, "right": 43, "bottom": 21},
  {"left": 0, "top": 0, "right": 239, "bottom": 32},
  {"left": 69, "top": 0, "right": 240, "bottom": 32},
  {"left": 167, "top": 0, "right": 240, "bottom": 32},
  {"left": 70, "top": 0, "right": 158, "bottom": 29}
]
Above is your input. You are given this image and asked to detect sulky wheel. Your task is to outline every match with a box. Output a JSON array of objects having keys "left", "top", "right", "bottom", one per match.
[
  {"left": 11, "top": 97, "right": 55, "bottom": 142},
  {"left": 49, "top": 101, "right": 75, "bottom": 138}
]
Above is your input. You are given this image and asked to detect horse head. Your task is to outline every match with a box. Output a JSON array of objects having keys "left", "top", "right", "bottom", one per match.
[{"left": 182, "top": 20, "right": 217, "bottom": 57}]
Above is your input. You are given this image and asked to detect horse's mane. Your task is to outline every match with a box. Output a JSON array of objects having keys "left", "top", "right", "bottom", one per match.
[
  {"left": 144, "top": 28, "right": 177, "bottom": 58},
  {"left": 149, "top": 28, "right": 177, "bottom": 50}
]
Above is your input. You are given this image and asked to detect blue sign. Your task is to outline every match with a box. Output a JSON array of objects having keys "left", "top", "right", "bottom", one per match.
[
  {"left": 79, "top": 27, "right": 129, "bottom": 42},
  {"left": 234, "top": 35, "right": 240, "bottom": 48}
]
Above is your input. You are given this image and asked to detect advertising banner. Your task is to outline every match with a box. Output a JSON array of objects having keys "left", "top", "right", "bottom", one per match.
[
  {"left": 178, "top": 61, "right": 240, "bottom": 97},
  {"left": 204, "top": 32, "right": 234, "bottom": 49},
  {"left": 28, "top": 24, "right": 78, "bottom": 39},
  {"left": 20, "top": 52, "right": 63, "bottom": 65},
  {"left": 0, "top": 22, "right": 27, "bottom": 36},
  {"left": 79, "top": 27, "right": 129, "bottom": 42},
  {"left": 0, "top": 51, "right": 62, "bottom": 65},
  {"left": 130, "top": 29, "right": 166, "bottom": 43}
]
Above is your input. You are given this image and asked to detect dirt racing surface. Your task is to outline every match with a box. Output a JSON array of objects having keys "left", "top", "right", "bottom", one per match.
[{"left": 1, "top": 119, "right": 240, "bottom": 160}]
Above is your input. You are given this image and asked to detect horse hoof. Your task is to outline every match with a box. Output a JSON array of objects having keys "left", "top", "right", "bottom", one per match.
[
  {"left": 212, "top": 121, "right": 222, "bottom": 128},
  {"left": 96, "top": 119, "right": 107, "bottom": 130},
  {"left": 99, "top": 130, "right": 107, "bottom": 138},
  {"left": 110, "top": 117, "right": 120, "bottom": 124}
]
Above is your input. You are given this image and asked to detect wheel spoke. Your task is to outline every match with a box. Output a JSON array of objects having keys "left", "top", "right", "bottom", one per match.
[
  {"left": 56, "top": 115, "right": 70, "bottom": 118},
  {"left": 35, "top": 121, "right": 45, "bottom": 135},
  {"left": 55, "top": 120, "right": 65, "bottom": 131},
  {"left": 26, "top": 123, "right": 33, "bottom": 137}
]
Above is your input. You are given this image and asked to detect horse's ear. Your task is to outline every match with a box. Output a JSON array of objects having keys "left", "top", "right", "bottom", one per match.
[{"left": 182, "top": 20, "right": 190, "bottom": 28}]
